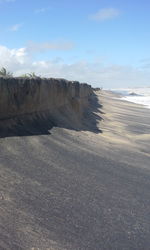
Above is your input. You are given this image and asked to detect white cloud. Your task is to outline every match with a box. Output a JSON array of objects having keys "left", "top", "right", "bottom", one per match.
[
  {"left": 27, "top": 41, "right": 74, "bottom": 53},
  {"left": 0, "top": 44, "right": 150, "bottom": 88},
  {"left": 0, "top": 45, "right": 30, "bottom": 69},
  {"left": 34, "top": 7, "right": 50, "bottom": 14},
  {"left": 90, "top": 8, "right": 120, "bottom": 21},
  {"left": 10, "top": 23, "right": 22, "bottom": 32},
  {"left": 140, "top": 58, "right": 150, "bottom": 68}
]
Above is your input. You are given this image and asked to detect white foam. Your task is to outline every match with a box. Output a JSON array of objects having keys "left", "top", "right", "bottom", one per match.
[{"left": 112, "top": 87, "right": 150, "bottom": 109}]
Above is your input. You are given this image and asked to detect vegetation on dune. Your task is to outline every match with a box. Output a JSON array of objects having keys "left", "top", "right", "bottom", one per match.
[
  {"left": 20, "top": 72, "right": 41, "bottom": 78},
  {"left": 0, "top": 67, "right": 13, "bottom": 77},
  {"left": 0, "top": 68, "right": 41, "bottom": 78}
]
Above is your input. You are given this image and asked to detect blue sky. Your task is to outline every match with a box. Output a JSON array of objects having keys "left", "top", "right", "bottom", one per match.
[{"left": 0, "top": 0, "right": 150, "bottom": 88}]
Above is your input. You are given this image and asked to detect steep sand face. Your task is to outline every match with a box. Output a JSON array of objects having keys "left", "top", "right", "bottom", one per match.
[
  {"left": 0, "top": 77, "right": 92, "bottom": 118},
  {"left": 0, "top": 78, "right": 92, "bottom": 136}
]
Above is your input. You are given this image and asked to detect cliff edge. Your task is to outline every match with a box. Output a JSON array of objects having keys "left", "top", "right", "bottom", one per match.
[{"left": 0, "top": 77, "right": 93, "bottom": 136}]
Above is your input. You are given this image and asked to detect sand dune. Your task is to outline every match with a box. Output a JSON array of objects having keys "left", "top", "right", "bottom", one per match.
[
  {"left": 0, "top": 81, "right": 150, "bottom": 249},
  {"left": 0, "top": 77, "right": 94, "bottom": 137}
]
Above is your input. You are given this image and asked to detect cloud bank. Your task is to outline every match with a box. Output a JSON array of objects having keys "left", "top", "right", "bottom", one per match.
[{"left": 0, "top": 44, "right": 149, "bottom": 88}]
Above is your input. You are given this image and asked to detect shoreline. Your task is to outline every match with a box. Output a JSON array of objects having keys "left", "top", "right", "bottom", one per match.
[{"left": 110, "top": 88, "right": 150, "bottom": 109}]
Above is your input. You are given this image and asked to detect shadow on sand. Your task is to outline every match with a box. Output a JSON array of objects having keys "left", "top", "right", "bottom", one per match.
[{"left": 0, "top": 93, "right": 103, "bottom": 138}]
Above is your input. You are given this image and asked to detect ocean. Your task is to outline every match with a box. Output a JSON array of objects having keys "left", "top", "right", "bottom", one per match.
[{"left": 112, "top": 87, "right": 150, "bottom": 109}]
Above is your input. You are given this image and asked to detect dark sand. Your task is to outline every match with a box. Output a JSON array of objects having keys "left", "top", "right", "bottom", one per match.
[{"left": 0, "top": 91, "right": 150, "bottom": 250}]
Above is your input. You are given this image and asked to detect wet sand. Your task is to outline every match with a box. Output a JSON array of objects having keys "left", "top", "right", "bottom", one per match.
[{"left": 0, "top": 91, "right": 150, "bottom": 249}]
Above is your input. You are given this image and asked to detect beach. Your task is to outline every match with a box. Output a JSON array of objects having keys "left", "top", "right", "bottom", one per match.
[{"left": 0, "top": 90, "right": 150, "bottom": 250}]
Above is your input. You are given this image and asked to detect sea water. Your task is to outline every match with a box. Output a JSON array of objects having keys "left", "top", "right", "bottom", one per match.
[{"left": 112, "top": 88, "right": 150, "bottom": 109}]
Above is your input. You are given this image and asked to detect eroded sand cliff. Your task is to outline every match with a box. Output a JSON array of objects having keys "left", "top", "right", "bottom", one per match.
[{"left": 0, "top": 77, "right": 93, "bottom": 136}]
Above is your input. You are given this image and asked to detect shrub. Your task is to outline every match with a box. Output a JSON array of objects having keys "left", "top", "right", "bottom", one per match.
[{"left": 0, "top": 67, "right": 13, "bottom": 77}]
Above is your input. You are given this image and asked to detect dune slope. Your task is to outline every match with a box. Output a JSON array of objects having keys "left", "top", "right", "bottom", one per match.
[{"left": 0, "top": 84, "right": 150, "bottom": 249}]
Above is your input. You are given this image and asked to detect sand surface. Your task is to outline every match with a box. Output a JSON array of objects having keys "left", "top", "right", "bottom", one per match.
[{"left": 0, "top": 91, "right": 150, "bottom": 250}]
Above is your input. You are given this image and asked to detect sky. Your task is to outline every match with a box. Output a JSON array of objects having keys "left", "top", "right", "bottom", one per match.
[{"left": 0, "top": 0, "right": 150, "bottom": 88}]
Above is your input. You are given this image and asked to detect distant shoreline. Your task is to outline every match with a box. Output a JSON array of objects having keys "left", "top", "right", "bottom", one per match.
[{"left": 109, "top": 87, "right": 150, "bottom": 109}]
